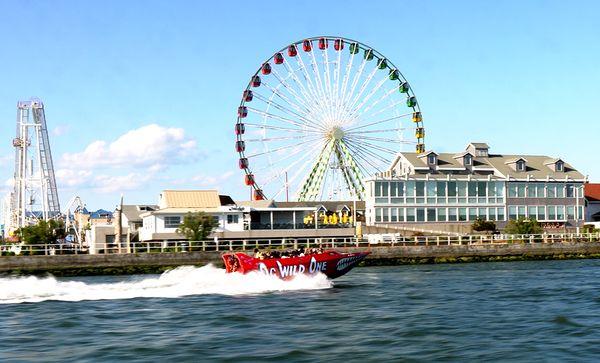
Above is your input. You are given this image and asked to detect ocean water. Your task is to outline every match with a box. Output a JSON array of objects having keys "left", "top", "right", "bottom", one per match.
[{"left": 1, "top": 260, "right": 600, "bottom": 362}]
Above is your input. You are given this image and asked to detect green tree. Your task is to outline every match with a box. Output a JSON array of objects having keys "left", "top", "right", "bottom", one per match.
[
  {"left": 15, "top": 219, "right": 66, "bottom": 245},
  {"left": 472, "top": 218, "right": 497, "bottom": 232},
  {"left": 176, "top": 212, "right": 219, "bottom": 241},
  {"left": 504, "top": 217, "right": 544, "bottom": 235}
]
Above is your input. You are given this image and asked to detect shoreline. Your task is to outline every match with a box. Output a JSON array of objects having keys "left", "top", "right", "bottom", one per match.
[{"left": 2, "top": 241, "right": 600, "bottom": 277}]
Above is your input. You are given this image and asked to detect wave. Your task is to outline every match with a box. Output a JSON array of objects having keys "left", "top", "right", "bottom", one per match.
[{"left": 0, "top": 265, "right": 333, "bottom": 304}]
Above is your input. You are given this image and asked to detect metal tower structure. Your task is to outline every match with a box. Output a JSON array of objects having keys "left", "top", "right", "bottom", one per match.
[{"left": 7, "top": 99, "right": 60, "bottom": 234}]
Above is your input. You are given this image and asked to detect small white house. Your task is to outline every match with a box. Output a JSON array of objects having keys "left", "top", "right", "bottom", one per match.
[{"left": 140, "top": 190, "right": 247, "bottom": 241}]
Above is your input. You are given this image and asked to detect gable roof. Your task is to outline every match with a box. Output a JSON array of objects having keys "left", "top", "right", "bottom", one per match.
[
  {"left": 90, "top": 209, "right": 112, "bottom": 219},
  {"left": 467, "top": 142, "right": 490, "bottom": 149},
  {"left": 453, "top": 151, "right": 473, "bottom": 159},
  {"left": 389, "top": 151, "right": 584, "bottom": 181},
  {"left": 160, "top": 190, "right": 221, "bottom": 208},
  {"left": 543, "top": 158, "right": 563, "bottom": 165},
  {"left": 235, "top": 199, "right": 276, "bottom": 208},
  {"left": 417, "top": 150, "right": 438, "bottom": 158},
  {"left": 120, "top": 205, "right": 158, "bottom": 222},
  {"left": 585, "top": 183, "right": 600, "bottom": 202},
  {"left": 504, "top": 157, "right": 528, "bottom": 165}
]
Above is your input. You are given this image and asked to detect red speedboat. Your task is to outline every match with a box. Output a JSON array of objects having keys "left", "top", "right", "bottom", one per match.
[{"left": 222, "top": 250, "right": 370, "bottom": 279}]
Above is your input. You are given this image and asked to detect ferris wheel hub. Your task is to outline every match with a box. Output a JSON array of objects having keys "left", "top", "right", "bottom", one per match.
[{"left": 329, "top": 126, "right": 345, "bottom": 141}]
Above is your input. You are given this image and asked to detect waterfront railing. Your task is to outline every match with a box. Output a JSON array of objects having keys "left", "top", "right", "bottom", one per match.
[{"left": 2, "top": 232, "right": 600, "bottom": 257}]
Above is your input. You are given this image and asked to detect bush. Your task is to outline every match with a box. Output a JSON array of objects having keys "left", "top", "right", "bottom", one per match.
[
  {"left": 504, "top": 217, "right": 543, "bottom": 235},
  {"left": 176, "top": 212, "right": 218, "bottom": 241},
  {"left": 472, "top": 218, "right": 497, "bottom": 232}
]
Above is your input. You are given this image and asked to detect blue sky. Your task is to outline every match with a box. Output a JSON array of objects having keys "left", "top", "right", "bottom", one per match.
[{"left": 0, "top": 0, "right": 599, "bottom": 211}]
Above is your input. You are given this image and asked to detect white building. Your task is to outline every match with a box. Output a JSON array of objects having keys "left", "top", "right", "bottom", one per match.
[
  {"left": 140, "top": 190, "right": 246, "bottom": 241},
  {"left": 139, "top": 190, "right": 359, "bottom": 242},
  {"left": 365, "top": 142, "right": 587, "bottom": 233}
]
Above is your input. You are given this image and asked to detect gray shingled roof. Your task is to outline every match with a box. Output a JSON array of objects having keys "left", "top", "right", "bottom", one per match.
[
  {"left": 393, "top": 151, "right": 584, "bottom": 181},
  {"left": 235, "top": 200, "right": 276, "bottom": 208},
  {"left": 468, "top": 142, "right": 490, "bottom": 149},
  {"left": 120, "top": 205, "right": 158, "bottom": 222}
]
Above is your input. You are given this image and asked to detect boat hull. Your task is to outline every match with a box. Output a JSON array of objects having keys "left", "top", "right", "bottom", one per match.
[{"left": 223, "top": 250, "right": 369, "bottom": 279}]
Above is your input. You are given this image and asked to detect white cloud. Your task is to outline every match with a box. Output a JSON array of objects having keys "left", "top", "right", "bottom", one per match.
[
  {"left": 55, "top": 168, "right": 150, "bottom": 194},
  {"left": 54, "top": 124, "right": 201, "bottom": 196},
  {"left": 92, "top": 173, "right": 152, "bottom": 194},
  {"left": 60, "top": 124, "right": 198, "bottom": 169}
]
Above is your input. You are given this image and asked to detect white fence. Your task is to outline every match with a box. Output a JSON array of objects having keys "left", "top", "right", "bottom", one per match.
[{"left": 2, "top": 233, "right": 600, "bottom": 256}]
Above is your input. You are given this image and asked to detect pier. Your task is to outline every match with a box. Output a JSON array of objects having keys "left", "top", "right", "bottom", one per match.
[{"left": 2, "top": 232, "right": 600, "bottom": 276}]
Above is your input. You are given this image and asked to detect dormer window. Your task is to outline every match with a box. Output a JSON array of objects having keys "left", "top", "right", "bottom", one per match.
[
  {"left": 428, "top": 154, "right": 437, "bottom": 165},
  {"left": 517, "top": 160, "right": 526, "bottom": 172},
  {"left": 464, "top": 154, "right": 472, "bottom": 166},
  {"left": 556, "top": 161, "right": 564, "bottom": 172}
]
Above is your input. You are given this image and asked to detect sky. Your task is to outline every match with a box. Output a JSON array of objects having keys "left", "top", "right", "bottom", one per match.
[{"left": 0, "top": 0, "right": 599, "bottom": 212}]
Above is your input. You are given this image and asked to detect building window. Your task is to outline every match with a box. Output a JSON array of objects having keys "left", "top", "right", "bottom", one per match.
[
  {"left": 556, "top": 162, "right": 564, "bottom": 172},
  {"left": 478, "top": 208, "right": 486, "bottom": 220},
  {"left": 527, "top": 183, "right": 538, "bottom": 198},
  {"left": 566, "top": 184, "right": 575, "bottom": 198},
  {"left": 438, "top": 208, "right": 447, "bottom": 222},
  {"left": 406, "top": 208, "right": 415, "bottom": 222},
  {"left": 556, "top": 206, "right": 565, "bottom": 220},
  {"left": 459, "top": 208, "right": 467, "bottom": 221},
  {"left": 449, "top": 208, "right": 458, "bottom": 221},
  {"left": 164, "top": 216, "right": 181, "bottom": 228},
  {"left": 556, "top": 183, "right": 565, "bottom": 198},
  {"left": 427, "top": 208, "right": 436, "bottom": 222},
  {"left": 383, "top": 208, "right": 389, "bottom": 222},
  {"left": 398, "top": 208, "right": 405, "bottom": 222},
  {"left": 488, "top": 208, "right": 496, "bottom": 221},
  {"left": 537, "top": 206, "right": 546, "bottom": 221},
  {"left": 567, "top": 205, "right": 575, "bottom": 220},
  {"left": 468, "top": 208, "right": 477, "bottom": 221},
  {"left": 416, "top": 181, "right": 425, "bottom": 197},
  {"left": 497, "top": 207, "right": 505, "bottom": 221},
  {"left": 509, "top": 206, "right": 517, "bottom": 220},
  {"left": 517, "top": 160, "right": 526, "bottom": 171},
  {"left": 464, "top": 154, "right": 472, "bottom": 166},
  {"left": 428, "top": 154, "right": 437, "bottom": 165},
  {"left": 391, "top": 208, "right": 398, "bottom": 222},
  {"left": 548, "top": 206, "right": 556, "bottom": 220},
  {"left": 227, "top": 215, "right": 239, "bottom": 224},
  {"left": 547, "top": 184, "right": 556, "bottom": 198},
  {"left": 517, "top": 183, "right": 526, "bottom": 198},
  {"left": 536, "top": 184, "right": 545, "bottom": 198},
  {"left": 416, "top": 208, "right": 425, "bottom": 222}
]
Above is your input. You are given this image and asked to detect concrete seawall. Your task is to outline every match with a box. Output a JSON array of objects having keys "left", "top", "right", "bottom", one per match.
[{"left": 2, "top": 242, "right": 600, "bottom": 276}]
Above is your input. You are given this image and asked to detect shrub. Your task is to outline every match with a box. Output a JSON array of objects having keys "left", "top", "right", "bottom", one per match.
[
  {"left": 504, "top": 217, "right": 543, "bottom": 235},
  {"left": 472, "top": 218, "right": 497, "bottom": 232},
  {"left": 176, "top": 212, "right": 219, "bottom": 241}
]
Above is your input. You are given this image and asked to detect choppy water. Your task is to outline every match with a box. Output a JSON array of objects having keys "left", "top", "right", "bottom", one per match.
[{"left": 1, "top": 260, "right": 600, "bottom": 362}]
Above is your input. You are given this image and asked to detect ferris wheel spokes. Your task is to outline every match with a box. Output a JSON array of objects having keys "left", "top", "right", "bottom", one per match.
[{"left": 236, "top": 36, "right": 425, "bottom": 201}]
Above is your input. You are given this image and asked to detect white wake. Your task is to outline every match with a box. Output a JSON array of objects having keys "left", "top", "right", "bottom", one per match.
[{"left": 0, "top": 265, "right": 333, "bottom": 304}]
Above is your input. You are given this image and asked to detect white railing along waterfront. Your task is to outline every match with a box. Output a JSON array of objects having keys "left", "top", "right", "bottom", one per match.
[
  {"left": 2, "top": 232, "right": 600, "bottom": 257},
  {"left": 0, "top": 233, "right": 600, "bottom": 256}
]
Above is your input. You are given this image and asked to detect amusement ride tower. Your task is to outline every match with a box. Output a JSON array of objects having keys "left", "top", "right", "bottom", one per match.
[{"left": 6, "top": 99, "right": 60, "bottom": 235}]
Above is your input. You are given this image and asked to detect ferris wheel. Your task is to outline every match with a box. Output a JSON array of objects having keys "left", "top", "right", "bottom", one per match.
[{"left": 235, "top": 36, "right": 425, "bottom": 202}]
